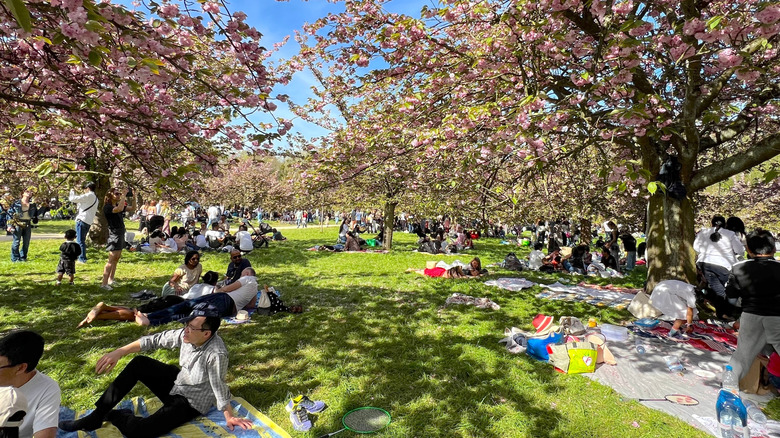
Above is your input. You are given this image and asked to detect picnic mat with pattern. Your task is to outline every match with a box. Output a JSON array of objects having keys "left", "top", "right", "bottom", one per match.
[
  {"left": 57, "top": 396, "right": 291, "bottom": 438},
  {"left": 629, "top": 320, "right": 738, "bottom": 353},
  {"left": 484, "top": 278, "right": 637, "bottom": 309}
]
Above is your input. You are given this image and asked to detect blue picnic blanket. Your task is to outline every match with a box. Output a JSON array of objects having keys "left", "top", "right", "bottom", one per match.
[{"left": 57, "top": 396, "right": 290, "bottom": 438}]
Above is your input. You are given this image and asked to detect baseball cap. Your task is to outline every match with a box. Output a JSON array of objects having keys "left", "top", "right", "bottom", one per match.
[
  {"left": 177, "top": 302, "right": 220, "bottom": 324},
  {"left": 0, "top": 387, "right": 27, "bottom": 428}
]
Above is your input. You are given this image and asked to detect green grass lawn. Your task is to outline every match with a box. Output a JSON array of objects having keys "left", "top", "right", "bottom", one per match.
[{"left": 0, "top": 222, "right": 712, "bottom": 437}]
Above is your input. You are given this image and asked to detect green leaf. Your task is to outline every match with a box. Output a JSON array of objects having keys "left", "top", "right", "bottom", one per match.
[
  {"left": 706, "top": 15, "right": 723, "bottom": 30},
  {"left": 88, "top": 50, "right": 102, "bottom": 67},
  {"left": 84, "top": 20, "right": 105, "bottom": 33},
  {"left": 66, "top": 55, "right": 82, "bottom": 65},
  {"left": 32, "top": 36, "right": 52, "bottom": 45},
  {"left": 4, "top": 0, "right": 31, "bottom": 32},
  {"left": 763, "top": 169, "right": 779, "bottom": 183},
  {"left": 647, "top": 181, "right": 658, "bottom": 194},
  {"left": 85, "top": 89, "right": 99, "bottom": 95}
]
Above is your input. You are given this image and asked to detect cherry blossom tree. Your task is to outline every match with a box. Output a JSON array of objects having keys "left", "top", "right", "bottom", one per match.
[
  {"left": 201, "top": 155, "right": 295, "bottom": 212},
  {"left": 1, "top": 0, "right": 288, "bottom": 241},
  {"left": 291, "top": 0, "right": 780, "bottom": 288}
]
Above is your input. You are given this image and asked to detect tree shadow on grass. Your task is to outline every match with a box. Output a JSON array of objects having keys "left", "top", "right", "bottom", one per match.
[{"left": 225, "top": 284, "right": 567, "bottom": 437}]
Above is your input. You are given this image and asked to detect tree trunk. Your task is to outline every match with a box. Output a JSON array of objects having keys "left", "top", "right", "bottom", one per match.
[
  {"left": 579, "top": 218, "right": 592, "bottom": 245},
  {"left": 383, "top": 200, "right": 397, "bottom": 250},
  {"left": 89, "top": 174, "right": 111, "bottom": 245},
  {"left": 644, "top": 193, "right": 697, "bottom": 293}
]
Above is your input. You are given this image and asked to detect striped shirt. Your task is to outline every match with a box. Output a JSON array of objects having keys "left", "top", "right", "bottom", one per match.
[{"left": 140, "top": 328, "right": 232, "bottom": 413}]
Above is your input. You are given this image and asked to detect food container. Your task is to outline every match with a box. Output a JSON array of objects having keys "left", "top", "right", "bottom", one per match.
[{"left": 600, "top": 323, "right": 628, "bottom": 341}]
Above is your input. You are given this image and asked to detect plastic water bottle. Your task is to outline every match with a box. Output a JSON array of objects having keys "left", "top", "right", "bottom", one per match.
[
  {"left": 718, "top": 406, "right": 736, "bottom": 438},
  {"left": 634, "top": 337, "right": 645, "bottom": 354},
  {"left": 722, "top": 365, "right": 739, "bottom": 392},
  {"left": 717, "top": 366, "right": 748, "bottom": 438},
  {"left": 744, "top": 400, "right": 767, "bottom": 425}
]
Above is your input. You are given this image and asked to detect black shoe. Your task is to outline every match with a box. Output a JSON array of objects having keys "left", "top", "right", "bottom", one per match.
[{"left": 58, "top": 412, "right": 105, "bottom": 432}]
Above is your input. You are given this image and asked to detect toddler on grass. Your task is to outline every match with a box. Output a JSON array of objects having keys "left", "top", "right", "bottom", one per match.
[{"left": 56, "top": 229, "right": 81, "bottom": 285}]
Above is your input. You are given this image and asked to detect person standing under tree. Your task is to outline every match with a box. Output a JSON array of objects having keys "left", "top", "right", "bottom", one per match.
[
  {"left": 56, "top": 230, "right": 81, "bottom": 286},
  {"left": 101, "top": 187, "right": 135, "bottom": 290},
  {"left": 5, "top": 189, "right": 38, "bottom": 263},
  {"left": 68, "top": 181, "right": 98, "bottom": 264}
]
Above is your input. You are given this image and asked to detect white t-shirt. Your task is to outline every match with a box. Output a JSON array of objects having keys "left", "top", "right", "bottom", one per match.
[
  {"left": 195, "top": 234, "right": 208, "bottom": 248},
  {"left": 693, "top": 227, "right": 745, "bottom": 269},
  {"left": 235, "top": 230, "right": 253, "bottom": 252},
  {"left": 18, "top": 371, "right": 61, "bottom": 438},
  {"left": 227, "top": 276, "right": 258, "bottom": 310},
  {"left": 182, "top": 283, "right": 215, "bottom": 300},
  {"left": 207, "top": 206, "right": 220, "bottom": 221},
  {"left": 528, "top": 250, "right": 544, "bottom": 270},
  {"left": 205, "top": 230, "right": 224, "bottom": 242},
  {"left": 68, "top": 190, "right": 99, "bottom": 225},
  {"left": 649, "top": 280, "right": 698, "bottom": 321}
]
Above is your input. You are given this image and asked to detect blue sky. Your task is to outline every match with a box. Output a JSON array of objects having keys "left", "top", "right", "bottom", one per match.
[
  {"left": 116, "top": 0, "right": 427, "bottom": 149},
  {"left": 229, "top": 0, "right": 426, "bottom": 149}
]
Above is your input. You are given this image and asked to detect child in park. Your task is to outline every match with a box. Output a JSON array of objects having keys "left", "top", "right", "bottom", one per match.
[{"left": 56, "top": 229, "right": 81, "bottom": 285}]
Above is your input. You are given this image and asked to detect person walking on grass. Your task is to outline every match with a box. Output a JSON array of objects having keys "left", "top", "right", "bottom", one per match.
[
  {"left": 56, "top": 230, "right": 81, "bottom": 286},
  {"left": 59, "top": 304, "right": 253, "bottom": 438},
  {"left": 68, "top": 181, "right": 98, "bottom": 264}
]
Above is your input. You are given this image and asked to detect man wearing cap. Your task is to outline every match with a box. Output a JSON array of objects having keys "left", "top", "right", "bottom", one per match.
[
  {"left": 0, "top": 331, "right": 60, "bottom": 438},
  {"left": 68, "top": 181, "right": 98, "bottom": 264},
  {"left": 59, "top": 304, "right": 253, "bottom": 437}
]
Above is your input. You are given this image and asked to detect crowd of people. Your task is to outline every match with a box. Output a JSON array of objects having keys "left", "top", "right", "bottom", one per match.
[{"left": 3, "top": 184, "right": 780, "bottom": 437}]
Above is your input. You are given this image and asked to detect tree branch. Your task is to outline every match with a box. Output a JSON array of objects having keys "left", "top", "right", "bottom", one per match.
[{"left": 689, "top": 133, "right": 780, "bottom": 191}]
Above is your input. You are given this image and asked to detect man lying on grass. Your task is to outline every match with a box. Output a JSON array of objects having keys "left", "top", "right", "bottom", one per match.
[{"left": 59, "top": 304, "right": 253, "bottom": 438}]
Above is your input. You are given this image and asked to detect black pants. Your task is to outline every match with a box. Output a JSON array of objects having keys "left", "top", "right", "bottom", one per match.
[
  {"left": 94, "top": 356, "right": 201, "bottom": 438},
  {"left": 697, "top": 262, "right": 737, "bottom": 317}
]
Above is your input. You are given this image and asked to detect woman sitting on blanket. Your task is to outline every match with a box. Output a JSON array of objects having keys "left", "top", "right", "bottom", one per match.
[
  {"left": 410, "top": 257, "right": 484, "bottom": 278},
  {"left": 76, "top": 271, "right": 220, "bottom": 328},
  {"left": 161, "top": 250, "right": 203, "bottom": 296},
  {"left": 345, "top": 231, "right": 363, "bottom": 251}
]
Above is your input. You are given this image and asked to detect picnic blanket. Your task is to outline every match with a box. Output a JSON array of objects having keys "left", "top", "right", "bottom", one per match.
[
  {"left": 484, "top": 277, "right": 536, "bottom": 291},
  {"left": 629, "top": 320, "right": 738, "bottom": 353},
  {"left": 485, "top": 278, "right": 636, "bottom": 309},
  {"left": 57, "top": 396, "right": 290, "bottom": 438},
  {"left": 584, "top": 338, "right": 777, "bottom": 437},
  {"left": 445, "top": 293, "right": 500, "bottom": 310}
]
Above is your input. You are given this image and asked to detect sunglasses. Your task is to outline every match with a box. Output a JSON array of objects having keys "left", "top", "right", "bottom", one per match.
[
  {"left": 0, "top": 363, "right": 17, "bottom": 370},
  {"left": 231, "top": 255, "right": 241, "bottom": 260}
]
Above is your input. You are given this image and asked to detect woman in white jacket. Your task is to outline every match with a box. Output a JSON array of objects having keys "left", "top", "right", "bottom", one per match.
[{"left": 693, "top": 215, "right": 745, "bottom": 318}]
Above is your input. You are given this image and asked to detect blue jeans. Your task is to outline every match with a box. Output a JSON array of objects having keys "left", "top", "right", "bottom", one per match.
[
  {"left": 625, "top": 251, "right": 636, "bottom": 271},
  {"left": 146, "top": 293, "right": 236, "bottom": 326},
  {"left": 10, "top": 225, "right": 32, "bottom": 261},
  {"left": 76, "top": 220, "right": 91, "bottom": 262}
]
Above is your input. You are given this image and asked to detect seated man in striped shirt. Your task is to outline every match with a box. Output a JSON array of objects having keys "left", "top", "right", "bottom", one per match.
[{"left": 59, "top": 304, "right": 252, "bottom": 438}]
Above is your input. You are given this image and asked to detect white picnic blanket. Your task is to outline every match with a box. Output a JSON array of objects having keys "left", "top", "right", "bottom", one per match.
[
  {"left": 484, "top": 277, "right": 537, "bottom": 291},
  {"left": 585, "top": 337, "right": 777, "bottom": 437},
  {"left": 540, "top": 281, "right": 636, "bottom": 302}
]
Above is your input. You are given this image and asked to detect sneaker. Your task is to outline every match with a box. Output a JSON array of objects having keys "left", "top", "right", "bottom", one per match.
[
  {"left": 100, "top": 284, "right": 113, "bottom": 291},
  {"left": 285, "top": 395, "right": 326, "bottom": 414},
  {"left": 288, "top": 403, "right": 312, "bottom": 432},
  {"left": 55, "top": 280, "right": 61, "bottom": 286}
]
